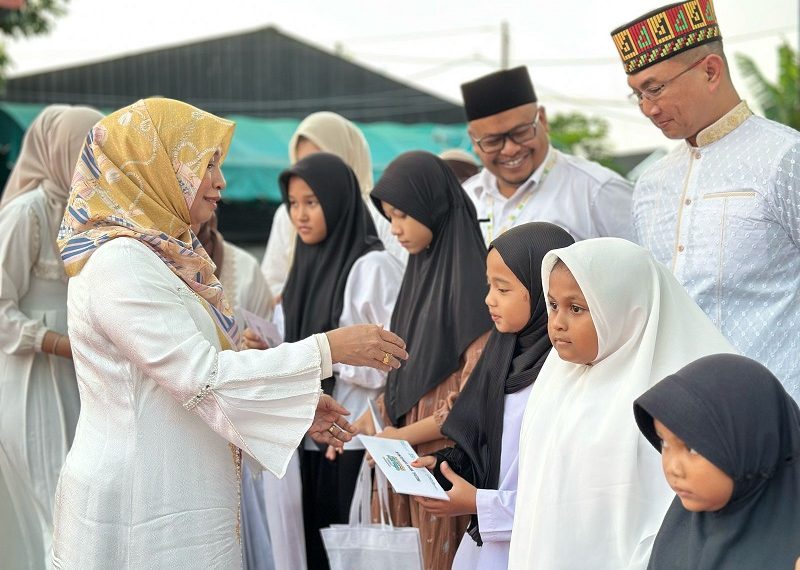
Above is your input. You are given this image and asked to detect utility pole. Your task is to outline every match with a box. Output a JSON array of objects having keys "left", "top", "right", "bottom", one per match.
[{"left": 500, "top": 20, "right": 510, "bottom": 69}]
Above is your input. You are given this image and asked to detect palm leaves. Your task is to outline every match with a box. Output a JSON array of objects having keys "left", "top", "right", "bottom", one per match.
[{"left": 735, "top": 42, "right": 800, "bottom": 129}]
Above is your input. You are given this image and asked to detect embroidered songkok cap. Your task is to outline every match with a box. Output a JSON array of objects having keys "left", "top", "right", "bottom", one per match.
[
  {"left": 611, "top": 0, "right": 722, "bottom": 74},
  {"left": 460, "top": 66, "right": 537, "bottom": 121}
]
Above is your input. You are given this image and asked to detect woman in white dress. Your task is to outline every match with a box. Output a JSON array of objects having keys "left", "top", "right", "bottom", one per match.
[
  {"left": 0, "top": 104, "right": 103, "bottom": 570},
  {"left": 51, "top": 97, "right": 407, "bottom": 569},
  {"left": 260, "top": 111, "right": 406, "bottom": 300}
]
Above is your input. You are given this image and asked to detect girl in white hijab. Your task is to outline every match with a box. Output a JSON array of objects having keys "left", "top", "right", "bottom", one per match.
[
  {"left": 260, "top": 111, "right": 406, "bottom": 299},
  {"left": 507, "top": 238, "right": 737, "bottom": 570},
  {"left": 0, "top": 105, "right": 102, "bottom": 570}
]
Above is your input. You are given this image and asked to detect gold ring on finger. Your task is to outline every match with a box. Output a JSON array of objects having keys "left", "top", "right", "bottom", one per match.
[
  {"left": 328, "top": 425, "right": 337, "bottom": 435},
  {"left": 382, "top": 352, "right": 391, "bottom": 365}
]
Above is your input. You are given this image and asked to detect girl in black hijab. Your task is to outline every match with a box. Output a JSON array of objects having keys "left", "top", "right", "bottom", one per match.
[
  {"left": 369, "top": 151, "right": 493, "bottom": 570},
  {"left": 411, "top": 222, "right": 575, "bottom": 569},
  {"left": 280, "top": 152, "right": 405, "bottom": 570},
  {"left": 634, "top": 354, "right": 800, "bottom": 570}
]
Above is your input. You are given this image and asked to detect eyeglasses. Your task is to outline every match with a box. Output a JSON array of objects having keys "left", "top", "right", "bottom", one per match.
[
  {"left": 471, "top": 111, "right": 540, "bottom": 154},
  {"left": 628, "top": 56, "right": 708, "bottom": 105}
]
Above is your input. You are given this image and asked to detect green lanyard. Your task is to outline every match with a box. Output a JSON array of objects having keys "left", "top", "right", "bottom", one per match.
[{"left": 486, "top": 152, "right": 557, "bottom": 243}]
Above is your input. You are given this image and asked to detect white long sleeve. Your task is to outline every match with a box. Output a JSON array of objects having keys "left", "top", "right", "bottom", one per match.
[
  {"left": 475, "top": 488, "right": 516, "bottom": 543},
  {"left": 78, "top": 237, "right": 327, "bottom": 477},
  {"left": 0, "top": 195, "right": 48, "bottom": 355}
]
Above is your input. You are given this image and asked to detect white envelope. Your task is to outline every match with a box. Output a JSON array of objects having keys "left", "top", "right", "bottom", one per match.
[{"left": 358, "top": 435, "right": 449, "bottom": 501}]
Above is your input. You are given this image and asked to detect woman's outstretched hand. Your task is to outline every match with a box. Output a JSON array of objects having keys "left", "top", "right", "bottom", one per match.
[
  {"left": 308, "top": 394, "right": 358, "bottom": 450},
  {"left": 326, "top": 325, "right": 408, "bottom": 372}
]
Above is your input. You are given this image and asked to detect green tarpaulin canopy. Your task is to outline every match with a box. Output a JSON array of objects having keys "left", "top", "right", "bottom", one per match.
[{"left": 0, "top": 102, "right": 474, "bottom": 202}]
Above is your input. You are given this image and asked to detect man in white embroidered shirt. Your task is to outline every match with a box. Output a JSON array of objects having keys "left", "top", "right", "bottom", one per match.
[
  {"left": 611, "top": 0, "right": 800, "bottom": 401},
  {"left": 459, "top": 66, "right": 633, "bottom": 245}
]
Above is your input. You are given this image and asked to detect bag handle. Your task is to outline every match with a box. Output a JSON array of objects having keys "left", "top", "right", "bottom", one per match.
[
  {"left": 347, "top": 457, "right": 395, "bottom": 528},
  {"left": 348, "top": 458, "right": 372, "bottom": 526},
  {"left": 374, "top": 468, "right": 394, "bottom": 528}
]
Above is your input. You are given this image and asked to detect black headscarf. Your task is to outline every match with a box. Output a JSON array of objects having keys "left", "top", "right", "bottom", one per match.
[
  {"left": 440, "top": 222, "right": 575, "bottom": 545},
  {"left": 634, "top": 354, "right": 800, "bottom": 570},
  {"left": 281, "top": 152, "right": 383, "bottom": 395},
  {"left": 370, "top": 151, "right": 492, "bottom": 425}
]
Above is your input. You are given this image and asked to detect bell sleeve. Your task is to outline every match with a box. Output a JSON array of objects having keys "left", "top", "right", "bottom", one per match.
[{"left": 86, "top": 239, "right": 330, "bottom": 477}]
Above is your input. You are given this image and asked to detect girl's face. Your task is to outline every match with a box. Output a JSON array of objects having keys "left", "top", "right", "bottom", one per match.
[
  {"left": 546, "top": 262, "right": 598, "bottom": 365},
  {"left": 485, "top": 248, "right": 531, "bottom": 334},
  {"left": 288, "top": 176, "right": 327, "bottom": 245},
  {"left": 190, "top": 150, "right": 225, "bottom": 228},
  {"left": 381, "top": 201, "right": 433, "bottom": 254},
  {"left": 654, "top": 419, "right": 734, "bottom": 512}
]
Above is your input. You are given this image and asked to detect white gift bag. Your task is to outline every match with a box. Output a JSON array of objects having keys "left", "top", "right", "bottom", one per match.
[{"left": 321, "top": 458, "right": 423, "bottom": 570}]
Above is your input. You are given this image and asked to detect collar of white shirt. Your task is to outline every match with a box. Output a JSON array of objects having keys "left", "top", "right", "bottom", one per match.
[
  {"left": 692, "top": 100, "right": 753, "bottom": 148},
  {"left": 470, "top": 145, "right": 555, "bottom": 203}
]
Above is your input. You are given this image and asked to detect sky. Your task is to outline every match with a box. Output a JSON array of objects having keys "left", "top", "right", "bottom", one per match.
[{"left": 4, "top": 0, "right": 798, "bottom": 154}]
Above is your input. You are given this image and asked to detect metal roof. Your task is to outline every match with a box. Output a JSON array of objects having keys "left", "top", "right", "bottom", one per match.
[{"left": 1, "top": 26, "right": 466, "bottom": 124}]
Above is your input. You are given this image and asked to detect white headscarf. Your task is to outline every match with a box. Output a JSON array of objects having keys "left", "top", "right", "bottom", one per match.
[
  {"left": 1, "top": 105, "right": 103, "bottom": 208},
  {"left": 288, "top": 111, "right": 373, "bottom": 197},
  {"left": 508, "top": 238, "right": 737, "bottom": 570}
]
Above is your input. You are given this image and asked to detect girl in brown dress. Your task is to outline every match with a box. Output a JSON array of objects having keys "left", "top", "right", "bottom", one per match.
[{"left": 368, "top": 151, "right": 493, "bottom": 570}]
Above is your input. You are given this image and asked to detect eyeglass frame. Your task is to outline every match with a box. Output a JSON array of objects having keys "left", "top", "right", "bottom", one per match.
[
  {"left": 628, "top": 55, "right": 709, "bottom": 106},
  {"left": 470, "top": 109, "right": 542, "bottom": 154}
]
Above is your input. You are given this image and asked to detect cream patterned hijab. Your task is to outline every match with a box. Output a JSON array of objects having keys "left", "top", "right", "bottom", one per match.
[{"left": 58, "top": 98, "right": 239, "bottom": 348}]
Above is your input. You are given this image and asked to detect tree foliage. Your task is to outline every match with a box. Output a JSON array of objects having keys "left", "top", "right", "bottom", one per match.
[
  {"left": 548, "top": 112, "right": 619, "bottom": 171},
  {"left": 735, "top": 42, "right": 800, "bottom": 130},
  {"left": 0, "top": 0, "right": 68, "bottom": 87}
]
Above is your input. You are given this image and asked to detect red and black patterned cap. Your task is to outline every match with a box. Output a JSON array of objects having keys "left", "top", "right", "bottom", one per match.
[{"left": 611, "top": 0, "right": 722, "bottom": 74}]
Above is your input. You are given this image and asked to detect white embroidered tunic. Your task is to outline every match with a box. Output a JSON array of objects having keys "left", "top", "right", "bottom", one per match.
[
  {"left": 463, "top": 146, "right": 634, "bottom": 245},
  {"left": 633, "top": 102, "right": 800, "bottom": 401},
  {"left": 51, "top": 238, "right": 329, "bottom": 569}
]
